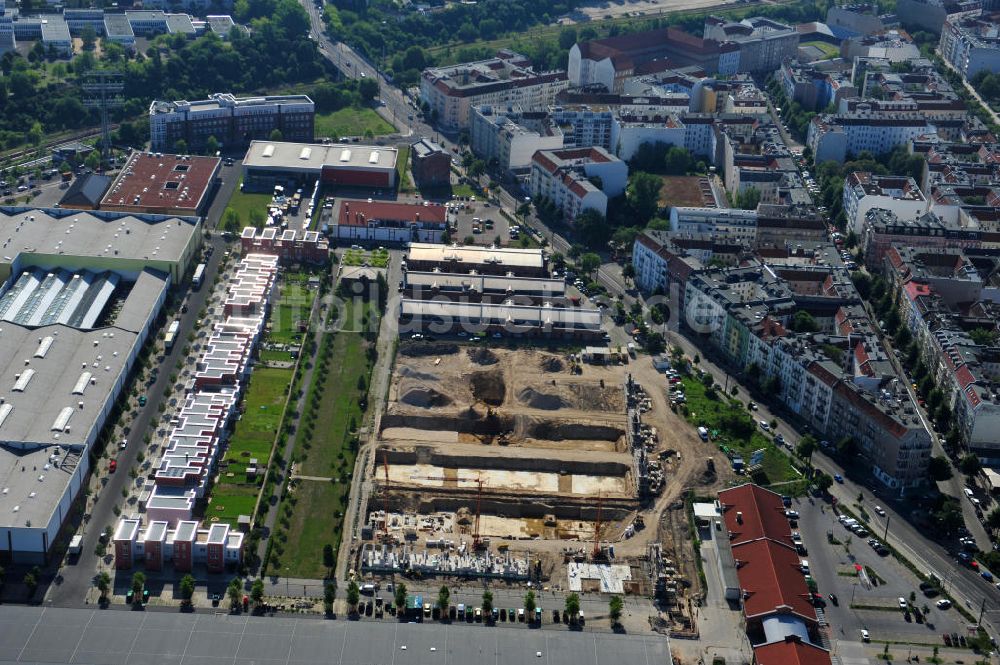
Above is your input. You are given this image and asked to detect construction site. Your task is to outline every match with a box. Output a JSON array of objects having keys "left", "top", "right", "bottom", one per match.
[{"left": 354, "top": 342, "right": 740, "bottom": 631}]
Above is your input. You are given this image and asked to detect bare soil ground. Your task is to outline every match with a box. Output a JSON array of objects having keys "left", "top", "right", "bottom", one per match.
[
  {"left": 372, "top": 345, "right": 737, "bottom": 599},
  {"left": 659, "top": 176, "right": 711, "bottom": 208}
]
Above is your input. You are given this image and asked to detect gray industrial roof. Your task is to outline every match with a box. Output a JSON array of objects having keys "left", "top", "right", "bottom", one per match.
[
  {"left": 103, "top": 12, "right": 134, "bottom": 38},
  {"left": 0, "top": 605, "right": 673, "bottom": 665},
  {"left": 0, "top": 270, "right": 168, "bottom": 530},
  {"left": 58, "top": 173, "right": 111, "bottom": 208},
  {"left": 165, "top": 12, "right": 195, "bottom": 33},
  {"left": 243, "top": 140, "right": 398, "bottom": 173},
  {"left": 0, "top": 207, "right": 198, "bottom": 269}
]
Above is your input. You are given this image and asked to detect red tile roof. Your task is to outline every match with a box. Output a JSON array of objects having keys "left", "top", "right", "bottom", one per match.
[
  {"left": 337, "top": 200, "right": 447, "bottom": 227},
  {"left": 733, "top": 539, "right": 816, "bottom": 621},
  {"left": 719, "top": 484, "right": 793, "bottom": 548},
  {"left": 754, "top": 639, "right": 831, "bottom": 665}
]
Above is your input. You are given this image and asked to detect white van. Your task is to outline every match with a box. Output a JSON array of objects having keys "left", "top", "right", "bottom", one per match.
[
  {"left": 697, "top": 426, "right": 709, "bottom": 441},
  {"left": 800, "top": 560, "right": 810, "bottom": 574}
]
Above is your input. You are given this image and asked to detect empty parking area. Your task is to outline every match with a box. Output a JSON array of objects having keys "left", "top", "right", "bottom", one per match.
[{"left": 0, "top": 605, "right": 670, "bottom": 665}]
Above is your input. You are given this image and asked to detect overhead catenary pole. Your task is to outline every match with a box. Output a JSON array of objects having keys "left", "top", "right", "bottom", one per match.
[{"left": 80, "top": 71, "right": 124, "bottom": 165}]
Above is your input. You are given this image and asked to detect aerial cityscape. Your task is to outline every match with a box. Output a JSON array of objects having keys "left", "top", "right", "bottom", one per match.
[{"left": 4, "top": 0, "right": 1000, "bottom": 663}]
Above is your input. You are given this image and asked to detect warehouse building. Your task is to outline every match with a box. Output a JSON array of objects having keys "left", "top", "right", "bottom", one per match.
[
  {"left": 399, "top": 299, "right": 604, "bottom": 340},
  {"left": 0, "top": 207, "right": 199, "bottom": 562},
  {"left": 100, "top": 152, "right": 221, "bottom": 217},
  {"left": 241, "top": 141, "right": 398, "bottom": 193},
  {"left": 332, "top": 200, "right": 447, "bottom": 244}
]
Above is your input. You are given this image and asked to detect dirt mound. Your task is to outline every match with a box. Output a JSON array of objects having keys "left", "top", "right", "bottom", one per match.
[
  {"left": 398, "top": 366, "right": 439, "bottom": 381},
  {"left": 400, "top": 386, "right": 453, "bottom": 408},
  {"left": 400, "top": 341, "right": 459, "bottom": 357},
  {"left": 540, "top": 356, "right": 564, "bottom": 373},
  {"left": 470, "top": 370, "right": 506, "bottom": 406},
  {"left": 517, "top": 388, "right": 565, "bottom": 410},
  {"left": 467, "top": 347, "right": 499, "bottom": 365}
]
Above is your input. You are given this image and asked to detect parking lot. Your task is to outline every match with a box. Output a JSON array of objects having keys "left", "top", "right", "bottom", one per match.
[
  {"left": 791, "top": 498, "right": 968, "bottom": 645},
  {"left": 447, "top": 199, "right": 511, "bottom": 245}
]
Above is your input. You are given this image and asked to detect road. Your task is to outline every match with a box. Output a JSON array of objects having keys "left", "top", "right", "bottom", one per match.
[
  {"left": 664, "top": 331, "right": 1000, "bottom": 639},
  {"left": 47, "top": 167, "right": 240, "bottom": 605}
]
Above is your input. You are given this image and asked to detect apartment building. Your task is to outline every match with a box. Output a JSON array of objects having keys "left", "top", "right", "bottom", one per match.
[
  {"left": 843, "top": 172, "right": 928, "bottom": 235},
  {"left": 683, "top": 265, "right": 931, "bottom": 491},
  {"left": 529, "top": 147, "right": 628, "bottom": 221},
  {"left": 860, "top": 208, "right": 986, "bottom": 266},
  {"left": 410, "top": 138, "right": 451, "bottom": 188},
  {"left": 826, "top": 3, "right": 894, "bottom": 36},
  {"left": 779, "top": 60, "right": 859, "bottom": 112},
  {"left": 149, "top": 93, "right": 315, "bottom": 151},
  {"left": 841, "top": 29, "right": 922, "bottom": 62},
  {"left": 703, "top": 16, "right": 800, "bottom": 73},
  {"left": 632, "top": 229, "right": 742, "bottom": 295},
  {"left": 940, "top": 12, "right": 1000, "bottom": 81},
  {"left": 420, "top": 50, "right": 568, "bottom": 131},
  {"left": 669, "top": 206, "right": 758, "bottom": 244},
  {"left": 807, "top": 113, "right": 935, "bottom": 164},
  {"left": 469, "top": 105, "right": 564, "bottom": 172},
  {"left": 883, "top": 245, "right": 1000, "bottom": 461}
]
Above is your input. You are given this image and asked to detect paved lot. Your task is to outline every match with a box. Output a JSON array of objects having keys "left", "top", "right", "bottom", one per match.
[
  {"left": 0, "top": 605, "right": 670, "bottom": 665},
  {"left": 448, "top": 201, "right": 510, "bottom": 245},
  {"left": 792, "top": 499, "right": 965, "bottom": 644}
]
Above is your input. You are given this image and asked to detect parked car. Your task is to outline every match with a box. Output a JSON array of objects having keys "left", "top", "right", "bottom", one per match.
[
  {"left": 936, "top": 599, "right": 952, "bottom": 609},
  {"left": 861, "top": 629, "right": 870, "bottom": 642}
]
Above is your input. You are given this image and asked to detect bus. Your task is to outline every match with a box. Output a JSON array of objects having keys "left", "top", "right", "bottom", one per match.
[
  {"left": 164, "top": 320, "right": 180, "bottom": 350},
  {"left": 192, "top": 263, "right": 206, "bottom": 289}
]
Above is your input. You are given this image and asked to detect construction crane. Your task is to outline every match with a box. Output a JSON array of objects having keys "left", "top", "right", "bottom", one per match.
[
  {"left": 593, "top": 494, "right": 604, "bottom": 560},
  {"left": 407, "top": 472, "right": 488, "bottom": 549},
  {"left": 381, "top": 450, "right": 391, "bottom": 539}
]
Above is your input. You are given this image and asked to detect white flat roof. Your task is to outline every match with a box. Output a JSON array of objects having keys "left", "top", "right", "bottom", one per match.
[
  {"left": 406, "top": 243, "right": 545, "bottom": 270},
  {"left": 243, "top": 140, "right": 398, "bottom": 172}
]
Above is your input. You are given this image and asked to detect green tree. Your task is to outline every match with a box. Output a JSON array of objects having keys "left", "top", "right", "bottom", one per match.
[
  {"left": 58, "top": 160, "right": 72, "bottom": 174},
  {"left": 323, "top": 543, "right": 335, "bottom": 570},
  {"left": 179, "top": 574, "right": 196, "bottom": 604},
  {"left": 131, "top": 571, "right": 146, "bottom": 598},
  {"left": 269, "top": 128, "right": 283, "bottom": 142},
  {"left": 575, "top": 208, "right": 610, "bottom": 248},
  {"left": 174, "top": 139, "right": 188, "bottom": 154},
  {"left": 579, "top": 252, "right": 601, "bottom": 276},
  {"left": 437, "top": 585, "right": 450, "bottom": 614},
  {"left": 251, "top": 578, "right": 265, "bottom": 607},
  {"left": 323, "top": 581, "right": 335, "bottom": 615},
  {"left": 85, "top": 151, "right": 101, "bottom": 172},
  {"left": 970, "top": 327, "right": 998, "bottom": 346},
  {"left": 814, "top": 472, "right": 834, "bottom": 493},
  {"left": 626, "top": 172, "right": 663, "bottom": 224},
  {"left": 796, "top": 435, "right": 817, "bottom": 463},
  {"left": 558, "top": 26, "right": 578, "bottom": 50},
  {"left": 733, "top": 187, "right": 761, "bottom": 210},
  {"left": 960, "top": 453, "right": 982, "bottom": 478},
  {"left": 524, "top": 590, "right": 536, "bottom": 617},
  {"left": 468, "top": 159, "right": 486, "bottom": 178},
  {"left": 227, "top": 577, "right": 243, "bottom": 609},
  {"left": 347, "top": 580, "right": 360, "bottom": 610},
  {"left": 205, "top": 135, "right": 220, "bottom": 156},
  {"left": 248, "top": 207, "right": 266, "bottom": 230},
  {"left": 394, "top": 581, "right": 407, "bottom": 610},
  {"left": 96, "top": 571, "right": 111, "bottom": 601},
  {"left": 24, "top": 572, "right": 37, "bottom": 597},
  {"left": 565, "top": 592, "right": 581, "bottom": 618},
  {"left": 223, "top": 208, "right": 241, "bottom": 232},
  {"left": 358, "top": 77, "right": 379, "bottom": 102},
  {"left": 928, "top": 455, "right": 953, "bottom": 481},
  {"left": 663, "top": 146, "right": 694, "bottom": 175},
  {"left": 482, "top": 589, "right": 494, "bottom": 615},
  {"left": 608, "top": 595, "right": 623, "bottom": 626},
  {"left": 986, "top": 507, "right": 1000, "bottom": 535},
  {"left": 791, "top": 311, "right": 820, "bottom": 333}
]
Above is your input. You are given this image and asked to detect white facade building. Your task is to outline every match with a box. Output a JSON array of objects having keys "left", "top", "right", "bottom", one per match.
[
  {"left": 529, "top": 147, "right": 628, "bottom": 221},
  {"left": 842, "top": 172, "right": 928, "bottom": 235}
]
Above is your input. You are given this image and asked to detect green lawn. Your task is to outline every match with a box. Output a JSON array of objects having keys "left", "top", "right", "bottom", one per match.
[
  {"left": 341, "top": 248, "right": 389, "bottom": 268},
  {"left": 679, "top": 375, "right": 801, "bottom": 488},
  {"left": 269, "top": 275, "right": 317, "bottom": 346},
  {"left": 224, "top": 176, "right": 272, "bottom": 230},
  {"left": 208, "top": 366, "right": 294, "bottom": 525},
  {"left": 802, "top": 40, "right": 840, "bottom": 59},
  {"left": 314, "top": 107, "right": 395, "bottom": 138},
  {"left": 271, "top": 299, "right": 377, "bottom": 577},
  {"left": 276, "top": 481, "right": 347, "bottom": 580},
  {"left": 451, "top": 183, "right": 476, "bottom": 199},
  {"left": 397, "top": 144, "right": 413, "bottom": 193}
]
